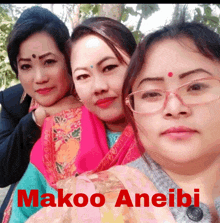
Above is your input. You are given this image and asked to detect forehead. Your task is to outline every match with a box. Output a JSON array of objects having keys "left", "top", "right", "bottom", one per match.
[
  {"left": 18, "top": 32, "right": 59, "bottom": 56},
  {"left": 71, "top": 35, "right": 114, "bottom": 59},
  {"left": 73, "top": 34, "right": 109, "bottom": 48},
  {"left": 143, "top": 38, "right": 203, "bottom": 74},
  {"left": 133, "top": 38, "right": 220, "bottom": 89}
]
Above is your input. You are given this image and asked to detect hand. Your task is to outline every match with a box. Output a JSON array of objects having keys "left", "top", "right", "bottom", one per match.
[
  {"left": 34, "top": 95, "right": 82, "bottom": 127},
  {"left": 43, "top": 95, "right": 82, "bottom": 116}
]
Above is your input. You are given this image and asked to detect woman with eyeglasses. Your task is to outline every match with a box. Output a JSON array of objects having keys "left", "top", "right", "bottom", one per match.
[{"left": 24, "top": 21, "right": 220, "bottom": 223}]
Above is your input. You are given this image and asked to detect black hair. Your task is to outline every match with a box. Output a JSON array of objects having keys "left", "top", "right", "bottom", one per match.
[
  {"left": 122, "top": 21, "right": 220, "bottom": 152},
  {"left": 70, "top": 16, "right": 137, "bottom": 64},
  {"left": 7, "top": 6, "right": 71, "bottom": 77}
]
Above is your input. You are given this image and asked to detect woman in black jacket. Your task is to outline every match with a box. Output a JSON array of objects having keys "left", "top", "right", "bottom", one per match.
[{"left": 0, "top": 6, "right": 81, "bottom": 221}]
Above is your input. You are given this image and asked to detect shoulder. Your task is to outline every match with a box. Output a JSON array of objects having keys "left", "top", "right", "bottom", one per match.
[
  {"left": 0, "top": 84, "right": 31, "bottom": 118},
  {"left": 0, "top": 84, "right": 25, "bottom": 107}
]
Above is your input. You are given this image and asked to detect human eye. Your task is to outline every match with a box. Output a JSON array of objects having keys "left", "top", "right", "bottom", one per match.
[
  {"left": 141, "top": 91, "right": 163, "bottom": 101},
  {"left": 45, "top": 59, "right": 57, "bottom": 66},
  {"left": 20, "top": 64, "right": 31, "bottom": 71},
  {"left": 76, "top": 74, "right": 90, "bottom": 81},
  {"left": 103, "top": 64, "right": 118, "bottom": 72},
  {"left": 187, "top": 82, "right": 209, "bottom": 93}
]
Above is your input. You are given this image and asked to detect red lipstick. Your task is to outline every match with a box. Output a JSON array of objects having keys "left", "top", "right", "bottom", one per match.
[
  {"left": 36, "top": 88, "right": 53, "bottom": 95},
  {"left": 95, "top": 97, "right": 116, "bottom": 108},
  {"left": 161, "top": 126, "right": 198, "bottom": 140}
]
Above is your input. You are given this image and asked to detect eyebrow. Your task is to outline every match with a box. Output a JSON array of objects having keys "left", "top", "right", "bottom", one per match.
[
  {"left": 18, "top": 58, "right": 31, "bottom": 63},
  {"left": 137, "top": 77, "right": 164, "bottom": 88},
  {"left": 97, "top": 56, "right": 115, "bottom": 66},
  {"left": 73, "top": 56, "right": 116, "bottom": 73},
  {"left": 18, "top": 52, "right": 54, "bottom": 63},
  {"left": 39, "top": 52, "right": 54, "bottom": 60},
  {"left": 178, "top": 68, "right": 212, "bottom": 79},
  {"left": 137, "top": 68, "right": 213, "bottom": 88}
]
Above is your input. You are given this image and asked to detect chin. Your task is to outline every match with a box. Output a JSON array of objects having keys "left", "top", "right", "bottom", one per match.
[
  {"left": 36, "top": 99, "right": 56, "bottom": 107},
  {"left": 99, "top": 114, "right": 125, "bottom": 123}
]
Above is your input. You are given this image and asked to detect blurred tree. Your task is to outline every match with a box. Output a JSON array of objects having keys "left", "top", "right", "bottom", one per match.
[
  {"left": 99, "top": 4, "right": 123, "bottom": 21},
  {"left": 172, "top": 4, "right": 187, "bottom": 24},
  {"left": 171, "top": 4, "right": 220, "bottom": 34},
  {"left": 193, "top": 4, "right": 220, "bottom": 34},
  {"left": 0, "top": 5, "right": 19, "bottom": 89},
  {"left": 0, "top": 4, "right": 161, "bottom": 88},
  {"left": 66, "top": 4, "right": 159, "bottom": 42}
]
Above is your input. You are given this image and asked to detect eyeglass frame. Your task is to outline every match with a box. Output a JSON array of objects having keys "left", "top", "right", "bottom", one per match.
[{"left": 125, "top": 76, "right": 220, "bottom": 115}]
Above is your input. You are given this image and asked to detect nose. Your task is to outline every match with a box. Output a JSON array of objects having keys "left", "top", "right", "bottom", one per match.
[
  {"left": 34, "top": 68, "right": 49, "bottom": 84},
  {"left": 93, "top": 75, "right": 108, "bottom": 95},
  {"left": 162, "top": 93, "right": 192, "bottom": 119}
]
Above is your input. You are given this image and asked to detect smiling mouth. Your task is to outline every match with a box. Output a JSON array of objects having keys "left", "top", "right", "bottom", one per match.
[{"left": 95, "top": 97, "right": 117, "bottom": 108}]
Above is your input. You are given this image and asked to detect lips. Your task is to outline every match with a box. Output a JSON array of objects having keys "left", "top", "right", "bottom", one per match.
[
  {"left": 161, "top": 126, "right": 198, "bottom": 140},
  {"left": 95, "top": 97, "right": 116, "bottom": 108},
  {"left": 36, "top": 87, "right": 53, "bottom": 95}
]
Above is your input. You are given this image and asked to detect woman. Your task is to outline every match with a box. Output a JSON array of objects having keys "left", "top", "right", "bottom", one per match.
[
  {"left": 0, "top": 5, "right": 80, "bottom": 221},
  {"left": 0, "top": 6, "right": 79, "bottom": 186},
  {"left": 27, "top": 21, "right": 220, "bottom": 222},
  {"left": 4, "top": 17, "right": 140, "bottom": 222}
]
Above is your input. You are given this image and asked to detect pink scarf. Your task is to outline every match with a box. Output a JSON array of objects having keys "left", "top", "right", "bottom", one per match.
[
  {"left": 30, "top": 106, "right": 140, "bottom": 188},
  {"left": 75, "top": 106, "right": 141, "bottom": 173},
  {"left": 75, "top": 106, "right": 109, "bottom": 173}
]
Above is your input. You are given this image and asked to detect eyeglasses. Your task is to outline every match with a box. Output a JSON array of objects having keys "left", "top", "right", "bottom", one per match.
[{"left": 125, "top": 77, "right": 220, "bottom": 114}]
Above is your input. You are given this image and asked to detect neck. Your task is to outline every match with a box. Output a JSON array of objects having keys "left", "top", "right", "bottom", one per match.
[{"left": 104, "top": 117, "right": 127, "bottom": 132}]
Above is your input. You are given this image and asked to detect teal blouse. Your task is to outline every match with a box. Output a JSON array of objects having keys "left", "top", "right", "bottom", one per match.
[{"left": 106, "top": 129, "right": 121, "bottom": 148}]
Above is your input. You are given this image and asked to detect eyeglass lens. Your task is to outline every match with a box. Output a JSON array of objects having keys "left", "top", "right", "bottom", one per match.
[{"left": 129, "top": 79, "right": 220, "bottom": 113}]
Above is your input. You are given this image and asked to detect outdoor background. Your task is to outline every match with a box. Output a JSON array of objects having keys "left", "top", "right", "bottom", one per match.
[
  {"left": 1, "top": 3, "right": 220, "bottom": 205},
  {"left": 1, "top": 3, "right": 220, "bottom": 91}
]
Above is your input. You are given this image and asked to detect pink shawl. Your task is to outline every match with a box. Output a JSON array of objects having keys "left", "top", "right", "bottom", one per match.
[
  {"left": 75, "top": 106, "right": 109, "bottom": 173},
  {"left": 75, "top": 106, "right": 141, "bottom": 174},
  {"left": 30, "top": 106, "right": 141, "bottom": 187}
]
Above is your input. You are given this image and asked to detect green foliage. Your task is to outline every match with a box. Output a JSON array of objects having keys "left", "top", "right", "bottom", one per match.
[
  {"left": 0, "top": 5, "right": 18, "bottom": 89},
  {"left": 122, "top": 6, "right": 137, "bottom": 22},
  {"left": 118, "top": 4, "right": 159, "bottom": 43},
  {"left": 193, "top": 4, "right": 220, "bottom": 34},
  {"left": 132, "top": 30, "right": 144, "bottom": 43},
  {"left": 136, "top": 4, "right": 159, "bottom": 19},
  {"left": 79, "top": 4, "right": 100, "bottom": 21}
]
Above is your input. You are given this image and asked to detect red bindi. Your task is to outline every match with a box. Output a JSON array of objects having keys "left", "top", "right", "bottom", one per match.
[{"left": 168, "top": 72, "right": 173, "bottom": 77}]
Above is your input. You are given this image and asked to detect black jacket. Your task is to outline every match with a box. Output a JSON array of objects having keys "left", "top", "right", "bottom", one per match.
[{"left": 0, "top": 84, "right": 41, "bottom": 187}]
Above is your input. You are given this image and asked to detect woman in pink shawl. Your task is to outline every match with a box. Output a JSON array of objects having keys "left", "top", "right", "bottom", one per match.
[{"left": 3, "top": 17, "right": 140, "bottom": 222}]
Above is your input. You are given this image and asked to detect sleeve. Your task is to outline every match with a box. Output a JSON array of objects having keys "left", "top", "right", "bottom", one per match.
[
  {"left": 9, "top": 163, "right": 57, "bottom": 223},
  {"left": 0, "top": 102, "right": 41, "bottom": 187}
]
